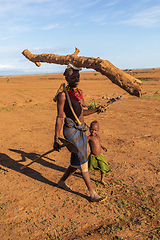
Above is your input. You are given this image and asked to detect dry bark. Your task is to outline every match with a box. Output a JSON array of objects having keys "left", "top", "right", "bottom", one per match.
[{"left": 22, "top": 47, "right": 142, "bottom": 97}]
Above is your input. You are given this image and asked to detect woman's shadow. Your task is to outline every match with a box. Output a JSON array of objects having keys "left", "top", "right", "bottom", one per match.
[
  {"left": 9, "top": 148, "right": 66, "bottom": 171},
  {"left": 0, "top": 149, "right": 89, "bottom": 201},
  {"left": 1, "top": 149, "right": 63, "bottom": 187}
]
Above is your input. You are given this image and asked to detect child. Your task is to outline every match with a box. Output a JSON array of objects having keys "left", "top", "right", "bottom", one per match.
[{"left": 88, "top": 120, "right": 111, "bottom": 185}]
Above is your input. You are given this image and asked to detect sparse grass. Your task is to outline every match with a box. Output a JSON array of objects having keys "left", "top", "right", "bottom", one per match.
[
  {"left": 16, "top": 89, "right": 29, "bottom": 92},
  {"left": 139, "top": 78, "right": 152, "bottom": 81},
  {"left": 64, "top": 183, "right": 159, "bottom": 239},
  {"left": 141, "top": 94, "right": 160, "bottom": 100},
  {"left": 1, "top": 185, "right": 159, "bottom": 240},
  {"left": 0, "top": 107, "right": 11, "bottom": 111},
  {"left": 1, "top": 71, "right": 160, "bottom": 240}
]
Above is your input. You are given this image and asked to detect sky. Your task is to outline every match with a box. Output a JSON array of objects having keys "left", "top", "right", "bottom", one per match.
[{"left": 0, "top": 0, "right": 160, "bottom": 76}]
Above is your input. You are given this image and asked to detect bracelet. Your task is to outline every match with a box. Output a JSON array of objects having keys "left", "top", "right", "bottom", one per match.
[{"left": 56, "top": 116, "right": 64, "bottom": 118}]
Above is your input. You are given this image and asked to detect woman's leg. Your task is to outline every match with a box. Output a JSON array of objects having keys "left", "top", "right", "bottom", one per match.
[
  {"left": 81, "top": 163, "right": 104, "bottom": 202},
  {"left": 58, "top": 165, "right": 77, "bottom": 191}
]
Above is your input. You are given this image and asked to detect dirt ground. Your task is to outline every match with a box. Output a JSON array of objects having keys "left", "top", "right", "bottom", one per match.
[{"left": 0, "top": 68, "right": 160, "bottom": 240}]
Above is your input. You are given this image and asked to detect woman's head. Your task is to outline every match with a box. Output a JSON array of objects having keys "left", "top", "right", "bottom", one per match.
[
  {"left": 63, "top": 64, "right": 82, "bottom": 88},
  {"left": 64, "top": 68, "right": 80, "bottom": 88}
]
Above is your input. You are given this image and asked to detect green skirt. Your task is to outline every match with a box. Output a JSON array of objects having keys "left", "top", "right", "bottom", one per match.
[{"left": 88, "top": 153, "right": 111, "bottom": 174}]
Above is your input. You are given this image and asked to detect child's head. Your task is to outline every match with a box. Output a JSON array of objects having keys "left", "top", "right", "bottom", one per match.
[{"left": 90, "top": 120, "right": 99, "bottom": 136}]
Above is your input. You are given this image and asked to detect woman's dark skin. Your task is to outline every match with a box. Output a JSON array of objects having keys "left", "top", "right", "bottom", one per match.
[
  {"left": 54, "top": 69, "right": 101, "bottom": 147},
  {"left": 53, "top": 68, "right": 104, "bottom": 202}
]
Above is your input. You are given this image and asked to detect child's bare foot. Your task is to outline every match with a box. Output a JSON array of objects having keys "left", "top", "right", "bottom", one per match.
[
  {"left": 90, "top": 191, "right": 106, "bottom": 202},
  {"left": 58, "top": 180, "right": 71, "bottom": 191}
]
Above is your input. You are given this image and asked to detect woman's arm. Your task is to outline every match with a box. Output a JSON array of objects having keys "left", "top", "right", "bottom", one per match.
[
  {"left": 54, "top": 92, "right": 66, "bottom": 150},
  {"left": 83, "top": 108, "right": 98, "bottom": 116}
]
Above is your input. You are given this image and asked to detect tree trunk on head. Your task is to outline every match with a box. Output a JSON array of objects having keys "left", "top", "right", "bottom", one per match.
[{"left": 22, "top": 47, "right": 142, "bottom": 97}]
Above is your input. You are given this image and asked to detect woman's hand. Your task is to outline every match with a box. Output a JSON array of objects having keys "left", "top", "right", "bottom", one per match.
[
  {"left": 96, "top": 105, "right": 106, "bottom": 113},
  {"left": 53, "top": 140, "right": 61, "bottom": 151}
]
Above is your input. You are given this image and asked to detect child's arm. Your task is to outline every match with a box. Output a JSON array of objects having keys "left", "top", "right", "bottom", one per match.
[
  {"left": 101, "top": 144, "right": 107, "bottom": 152},
  {"left": 99, "top": 135, "right": 107, "bottom": 152}
]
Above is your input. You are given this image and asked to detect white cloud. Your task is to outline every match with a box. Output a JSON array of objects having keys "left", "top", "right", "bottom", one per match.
[
  {"left": 70, "top": 12, "right": 84, "bottom": 19},
  {"left": 104, "top": 0, "right": 120, "bottom": 7},
  {"left": 119, "top": 5, "right": 160, "bottom": 27},
  {"left": 82, "top": 0, "right": 101, "bottom": 8},
  {"left": 0, "top": 36, "right": 12, "bottom": 40},
  {"left": 41, "top": 24, "right": 60, "bottom": 30},
  {"left": 0, "top": 0, "right": 70, "bottom": 19},
  {"left": 88, "top": 14, "right": 107, "bottom": 25},
  {"left": 0, "top": 47, "right": 23, "bottom": 58},
  {"left": 0, "top": 64, "right": 20, "bottom": 70}
]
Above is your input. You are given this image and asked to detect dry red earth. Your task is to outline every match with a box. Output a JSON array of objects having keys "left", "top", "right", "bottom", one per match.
[{"left": 0, "top": 69, "right": 160, "bottom": 240}]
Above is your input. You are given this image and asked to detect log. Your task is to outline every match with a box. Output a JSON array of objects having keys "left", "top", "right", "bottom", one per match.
[{"left": 22, "top": 47, "right": 142, "bottom": 97}]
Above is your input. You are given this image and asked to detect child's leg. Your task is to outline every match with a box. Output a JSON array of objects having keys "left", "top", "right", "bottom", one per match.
[{"left": 101, "top": 172, "right": 106, "bottom": 185}]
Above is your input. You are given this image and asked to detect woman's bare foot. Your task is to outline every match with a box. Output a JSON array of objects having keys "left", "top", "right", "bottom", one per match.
[
  {"left": 58, "top": 180, "right": 71, "bottom": 191},
  {"left": 90, "top": 191, "right": 106, "bottom": 202}
]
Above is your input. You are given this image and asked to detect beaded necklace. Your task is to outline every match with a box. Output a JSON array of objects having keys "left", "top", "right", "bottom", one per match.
[{"left": 66, "top": 85, "right": 83, "bottom": 101}]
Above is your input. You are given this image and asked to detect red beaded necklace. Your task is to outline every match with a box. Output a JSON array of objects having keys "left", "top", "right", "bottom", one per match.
[{"left": 66, "top": 85, "right": 83, "bottom": 101}]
